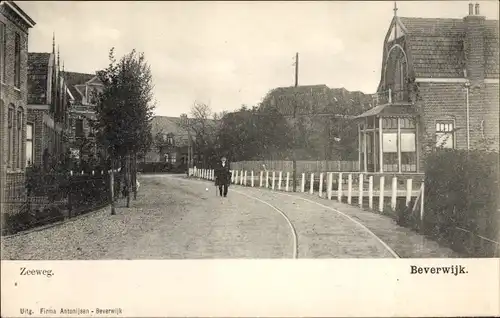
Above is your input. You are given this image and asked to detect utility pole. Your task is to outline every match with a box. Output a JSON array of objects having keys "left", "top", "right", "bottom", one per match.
[
  {"left": 187, "top": 114, "right": 192, "bottom": 172},
  {"left": 292, "top": 52, "right": 299, "bottom": 192}
]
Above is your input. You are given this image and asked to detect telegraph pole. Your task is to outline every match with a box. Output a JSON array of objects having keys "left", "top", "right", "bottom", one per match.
[{"left": 292, "top": 52, "right": 298, "bottom": 192}]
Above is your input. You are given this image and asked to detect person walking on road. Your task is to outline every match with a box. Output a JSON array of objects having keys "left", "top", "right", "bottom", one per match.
[{"left": 214, "top": 156, "right": 231, "bottom": 197}]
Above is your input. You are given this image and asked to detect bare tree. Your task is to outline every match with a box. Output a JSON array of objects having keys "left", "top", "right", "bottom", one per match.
[{"left": 178, "top": 102, "right": 218, "bottom": 168}]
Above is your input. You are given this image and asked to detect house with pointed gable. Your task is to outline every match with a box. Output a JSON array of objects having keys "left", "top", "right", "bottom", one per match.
[
  {"left": 63, "top": 71, "right": 103, "bottom": 159},
  {"left": 26, "top": 39, "right": 70, "bottom": 168},
  {"left": 356, "top": 2, "right": 499, "bottom": 173}
]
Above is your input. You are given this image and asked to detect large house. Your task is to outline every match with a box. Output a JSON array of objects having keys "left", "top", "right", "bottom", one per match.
[
  {"left": 356, "top": 3, "right": 499, "bottom": 173},
  {"left": 63, "top": 71, "right": 103, "bottom": 160},
  {"left": 27, "top": 41, "right": 70, "bottom": 168},
  {"left": 0, "top": 1, "right": 35, "bottom": 216}
]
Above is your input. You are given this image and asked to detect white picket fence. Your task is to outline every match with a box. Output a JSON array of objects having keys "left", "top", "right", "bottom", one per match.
[
  {"left": 188, "top": 167, "right": 425, "bottom": 217},
  {"left": 65, "top": 168, "right": 122, "bottom": 176}
]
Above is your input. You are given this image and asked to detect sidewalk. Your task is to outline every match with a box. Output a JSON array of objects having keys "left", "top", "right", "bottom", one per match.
[
  {"left": 192, "top": 175, "right": 462, "bottom": 258},
  {"left": 285, "top": 190, "right": 461, "bottom": 258}
]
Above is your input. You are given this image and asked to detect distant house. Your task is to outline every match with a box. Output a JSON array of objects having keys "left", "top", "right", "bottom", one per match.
[
  {"left": 356, "top": 3, "right": 499, "bottom": 173},
  {"left": 145, "top": 115, "right": 192, "bottom": 165},
  {"left": 26, "top": 45, "right": 69, "bottom": 168},
  {"left": 63, "top": 71, "right": 103, "bottom": 160},
  {"left": 145, "top": 114, "right": 219, "bottom": 167},
  {"left": 1, "top": 1, "right": 36, "bottom": 216}
]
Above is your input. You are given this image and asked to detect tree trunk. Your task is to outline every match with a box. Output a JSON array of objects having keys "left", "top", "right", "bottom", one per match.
[
  {"left": 126, "top": 154, "right": 131, "bottom": 208},
  {"left": 110, "top": 157, "right": 116, "bottom": 215},
  {"left": 132, "top": 153, "right": 137, "bottom": 200}
]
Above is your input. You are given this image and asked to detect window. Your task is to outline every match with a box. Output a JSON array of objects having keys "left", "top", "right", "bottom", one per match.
[
  {"left": 171, "top": 153, "right": 177, "bottom": 163},
  {"left": 14, "top": 33, "right": 21, "bottom": 88},
  {"left": 17, "top": 108, "right": 23, "bottom": 168},
  {"left": 7, "top": 106, "right": 14, "bottom": 168},
  {"left": 167, "top": 136, "right": 174, "bottom": 145},
  {"left": 26, "top": 123, "right": 34, "bottom": 166},
  {"left": 0, "top": 21, "right": 5, "bottom": 83},
  {"left": 75, "top": 119, "right": 84, "bottom": 137},
  {"left": 436, "top": 121, "right": 454, "bottom": 149}
]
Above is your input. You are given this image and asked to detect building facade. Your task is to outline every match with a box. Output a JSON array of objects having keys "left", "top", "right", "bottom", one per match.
[
  {"left": 0, "top": 1, "right": 35, "bottom": 216},
  {"left": 356, "top": 3, "right": 499, "bottom": 173},
  {"left": 27, "top": 44, "right": 70, "bottom": 169},
  {"left": 63, "top": 71, "right": 103, "bottom": 161},
  {"left": 145, "top": 115, "right": 192, "bottom": 166}
]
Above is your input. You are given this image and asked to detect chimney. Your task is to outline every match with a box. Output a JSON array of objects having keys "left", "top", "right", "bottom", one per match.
[
  {"left": 468, "top": 2, "right": 474, "bottom": 15},
  {"left": 463, "top": 2, "right": 485, "bottom": 82}
]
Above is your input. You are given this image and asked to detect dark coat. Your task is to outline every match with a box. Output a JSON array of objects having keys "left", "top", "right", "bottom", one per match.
[{"left": 214, "top": 162, "right": 232, "bottom": 186}]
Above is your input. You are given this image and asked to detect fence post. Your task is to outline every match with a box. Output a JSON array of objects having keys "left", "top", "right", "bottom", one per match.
[
  {"left": 319, "top": 172, "right": 324, "bottom": 197},
  {"left": 270, "top": 171, "right": 275, "bottom": 190},
  {"left": 359, "top": 173, "right": 364, "bottom": 208},
  {"left": 240, "top": 170, "right": 244, "bottom": 185},
  {"left": 337, "top": 173, "right": 343, "bottom": 202},
  {"left": 391, "top": 176, "right": 397, "bottom": 211},
  {"left": 266, "top": 171, "right": 269, "bottom": 188},
  {"left": 379, "top": 176, "right": 385, "bottom": 213},
  {"left": 251, "top": 171, "right": 254, "bottom": 187},
  {"left": 406, "top": 178, "right": 412, "bottom": 207},
  {"left": 368, "top": 175, "right": 373, "bottom": 209},
  {"left": 286, "top": 172, "right": 290, "bottom": 192},
  {"left": 278, "top": 171, "right": 282, "bottom": 191},
  {"left": 327, "top": 172, "right": 332, "bottom": 200},
  {"left": 347, "top": 173, "right": 352, "bottom": 204},
  {"left": 420, "top": 182, "right": 425, "bottom": 223},
  {"left": 301, "top": 173, "right": 306, "bottom": 192},
  {"left": 260, "top": 171, "right": 263, "bottom": 187},
  {"left": 309, "top": 173, "right": 314, "bottom": 194},
  {"left": 244, "top": 171, "right": 247, "bottom": 186}
]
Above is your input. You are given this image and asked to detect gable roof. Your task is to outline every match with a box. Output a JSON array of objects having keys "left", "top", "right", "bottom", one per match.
[
  {"left": 151, "top": 115, "right": 219, "bottom": 145},
  {"left": 2, "top": 1, "right": 36, "bottom": 28},
  {"left": 260, "top": 85, "right": 374, "bottom": 116},
  {"left": 27, "top": 52, "right": 52, "bottom": 104},
  {"left": 390, "top": 16, "right": 499, "bottom": 78},
  {"left": 62, "top": 71, "right": 96, "bottom": 103}
]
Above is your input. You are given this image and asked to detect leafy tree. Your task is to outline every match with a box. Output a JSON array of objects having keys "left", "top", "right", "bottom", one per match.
[
  {"left": 216, "top": 105, "right": 292, "bottom": 161},
  {"left": 94, "top": 48, "right": 155, "bottom": 212}
]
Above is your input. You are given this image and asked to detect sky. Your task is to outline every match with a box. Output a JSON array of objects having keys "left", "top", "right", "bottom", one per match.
[{"left": 19, "top": 1, "right": 499, "bottom": 117}]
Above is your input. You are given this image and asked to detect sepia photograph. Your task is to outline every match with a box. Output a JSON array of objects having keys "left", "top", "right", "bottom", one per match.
[{"left": 0, "top": 0, "right": 499, "bottom": 316}]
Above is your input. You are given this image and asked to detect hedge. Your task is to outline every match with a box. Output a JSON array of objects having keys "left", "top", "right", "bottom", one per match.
[{"left": 422, "top": 149, "right": 499, "bottom": 256}]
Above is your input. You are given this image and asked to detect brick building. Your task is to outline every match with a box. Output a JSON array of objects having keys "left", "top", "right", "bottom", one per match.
[
  {"left": 63, "top": 71, "right": 103, "bottom": 160},
  {"left": 0, "top": 1, "right": 35, "bottom": 216},
  {"left": 356, "top": 3, "right": 499, "bottom": 173},
  {"left": 27, "top": 40, "right": 70, "bottom": 168}
]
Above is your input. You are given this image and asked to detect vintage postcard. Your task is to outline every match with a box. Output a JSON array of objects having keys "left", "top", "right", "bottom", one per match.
[{"left": 1, "top": 0, "right": 499, "bottom": 317}]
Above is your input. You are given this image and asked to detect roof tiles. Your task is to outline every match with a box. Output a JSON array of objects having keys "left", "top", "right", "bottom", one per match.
[{"left": 396, "top": 17, "right": 499, "bottom": 78}]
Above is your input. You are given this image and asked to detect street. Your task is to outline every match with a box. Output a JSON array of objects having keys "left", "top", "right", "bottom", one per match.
[{"left": 1, "top": 174, "right": 459, "bottom": 260}]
